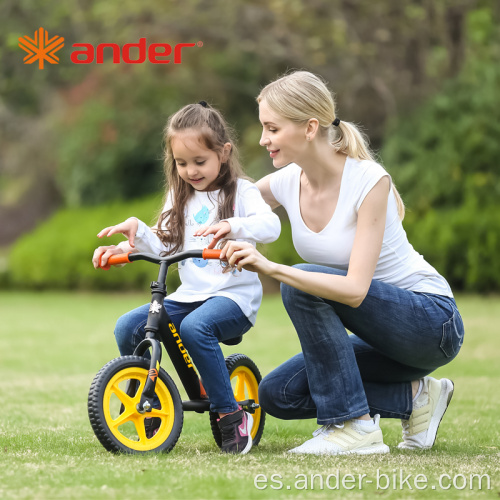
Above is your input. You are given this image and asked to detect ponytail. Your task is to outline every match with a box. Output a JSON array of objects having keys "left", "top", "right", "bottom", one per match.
[
  {"left": 333, "top": 120, "right": 373, "bottom": 162},
  {"left": 333, "top": 120, "right": 405, "bottom": 219}
]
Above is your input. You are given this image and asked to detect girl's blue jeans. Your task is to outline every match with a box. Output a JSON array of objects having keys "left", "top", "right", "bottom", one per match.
[
  {"left": 114, "top": 296, "right": 252, "bottom": 414},
  {"left": 258, "top": 264, "right": 465, "bottom": 425}
]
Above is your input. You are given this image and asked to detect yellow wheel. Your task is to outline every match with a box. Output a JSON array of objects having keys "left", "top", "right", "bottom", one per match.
[
  {"left": 210, "top": 353, "right": 265, "bottom": 447},
  {"left": 88, "top": 356, "right": 183, "bottom": 454}
]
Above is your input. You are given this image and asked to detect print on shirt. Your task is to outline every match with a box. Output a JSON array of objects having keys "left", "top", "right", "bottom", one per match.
[
  {"left": 191, "top": 204, "right": 212, "bottom": 268},
  {"left": 193, "top": 205, "right": 210, "bottom": 225},
  {"left": 192, "top": 258, "right": 208, "bottom": 268}
]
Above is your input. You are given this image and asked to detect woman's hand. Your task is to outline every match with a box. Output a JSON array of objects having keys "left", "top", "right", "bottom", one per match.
[
  {"left": 97, "top": 218, "right": 139, "bottom": 248},
  {"left": 220, "top": 241, "right": 276, "bottom": 275},
  {"left": 92, "top": 244, "right": 129, "bottom": 269},
  {"left": 194, "top": 221, "right": 231, "bottom": 249}
]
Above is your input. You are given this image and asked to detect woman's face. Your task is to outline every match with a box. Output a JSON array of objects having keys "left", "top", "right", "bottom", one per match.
[{"left": 259, "top": 99, "right": 308, "bottom": 168}]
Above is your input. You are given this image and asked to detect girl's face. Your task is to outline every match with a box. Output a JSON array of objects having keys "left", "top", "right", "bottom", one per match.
[
  {"left": 171, "top": 129, "right": 230, "bottom": 191},
  {"left": 259, "top": 99, "right": 308, "bottom": 168}
]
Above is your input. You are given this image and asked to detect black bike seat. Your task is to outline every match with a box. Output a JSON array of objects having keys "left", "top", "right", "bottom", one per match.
[{"left": 221, "top": 336, "right": 243, "bottom": 346}]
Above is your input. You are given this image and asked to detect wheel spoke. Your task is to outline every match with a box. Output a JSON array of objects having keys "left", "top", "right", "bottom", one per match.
[
  {"left": 110, "top": 384, "right": 134, "bottom": 409},
  {"left": 234, "top": 373, "right": 247, "bottom": 401},
  {"left": 151, "top": 408, "right": 170, "bottom": 418},
  {"left": 133, "top": 378, "right": 146, "bottom": 404},
  {"left": 135, "top": 418, "right": 148, "bottom": 444},
  {"left": 111, "top": 409, "right": 135, "bottom": 429}
]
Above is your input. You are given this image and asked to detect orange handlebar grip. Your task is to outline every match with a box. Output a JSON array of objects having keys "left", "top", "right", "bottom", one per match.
[
  {"left": 99, "top": 252, "right": 132, "bottom": 270},
  {"left": 202, "top": 248, "right": 222, "bottom": 260}
]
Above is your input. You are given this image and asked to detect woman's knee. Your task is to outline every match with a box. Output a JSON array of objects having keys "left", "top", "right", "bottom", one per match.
[
  {"left": 259, "top": 371, "right": 316, "bottom": 420},
  {"left": 258, "top": 372, "right": 285, "bottom": 416},
  {"left": 258, "top": 356, "right": 312, "bottom": 419}
]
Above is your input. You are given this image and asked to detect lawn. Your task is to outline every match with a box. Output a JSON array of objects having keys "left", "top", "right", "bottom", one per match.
[{"left": 0, "top": 291, "right": 498, "bottom": 499}]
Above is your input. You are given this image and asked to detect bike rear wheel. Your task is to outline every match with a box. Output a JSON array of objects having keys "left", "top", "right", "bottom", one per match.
[
  {"left": 210, "top": 353, "right": 265, "bottom": 447},
  {"left": 88, "top": 356, "right": 183, "bottom": 454}
]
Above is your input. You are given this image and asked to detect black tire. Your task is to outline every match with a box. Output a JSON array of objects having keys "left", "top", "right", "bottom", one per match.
[
  {"left": 88, "top": 356, "right": 183, "bottom": 454},
  {"left": 210, "top": 353, "right": 266, "bottom": 447}
]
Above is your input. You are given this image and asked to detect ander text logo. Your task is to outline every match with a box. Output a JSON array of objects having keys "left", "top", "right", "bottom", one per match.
[{"left": 70, "top": 38, "right": 200, "bottom": 64}]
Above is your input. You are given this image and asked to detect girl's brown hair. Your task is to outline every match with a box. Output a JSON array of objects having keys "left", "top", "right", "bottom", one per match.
[{"left": 156, "top": 103, "right": 247, "bottom": 254}]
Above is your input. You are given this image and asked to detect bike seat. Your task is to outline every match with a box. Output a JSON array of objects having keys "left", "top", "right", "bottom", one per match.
[{"left": 221, "top": 335, "right": 242, "bottom": 346}]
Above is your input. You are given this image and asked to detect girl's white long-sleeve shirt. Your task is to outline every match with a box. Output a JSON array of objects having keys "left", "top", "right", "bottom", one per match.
[{"left": 133, "top": 179, "right": 281, "bottom": 325}]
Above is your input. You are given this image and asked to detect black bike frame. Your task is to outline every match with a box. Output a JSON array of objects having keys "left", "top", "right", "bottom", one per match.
[{"left": 129, "top": 250, "right": 211, "bottom": 414}]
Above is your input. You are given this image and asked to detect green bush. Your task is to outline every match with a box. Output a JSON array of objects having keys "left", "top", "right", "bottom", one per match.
[
  {"left": 402, "top": 204, "right": 500, "bottom": 292},
  {"left": 7, "top": 195, "right": 184, "bottom": 291}
]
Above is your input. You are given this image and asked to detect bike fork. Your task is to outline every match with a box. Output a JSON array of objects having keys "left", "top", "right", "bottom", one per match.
[
  {"left": 133, "top": 337, "right": 163, "bottom": 413},
  {"left": 129, "top": 261, "right": 169, "bottom": 414}
]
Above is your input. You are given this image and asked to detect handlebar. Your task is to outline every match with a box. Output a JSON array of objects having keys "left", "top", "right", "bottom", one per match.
[{"left": 98, "top": 248, "right": 222, "bottom": 270}]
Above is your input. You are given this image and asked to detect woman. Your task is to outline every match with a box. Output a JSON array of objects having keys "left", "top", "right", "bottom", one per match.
[{"left": 219, "top": 71, "right": 464, "bottom": 455}]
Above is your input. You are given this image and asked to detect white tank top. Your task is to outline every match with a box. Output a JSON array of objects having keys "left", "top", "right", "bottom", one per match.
[{"left": 269, "top": 159, "right": 453, "bottom": 297}]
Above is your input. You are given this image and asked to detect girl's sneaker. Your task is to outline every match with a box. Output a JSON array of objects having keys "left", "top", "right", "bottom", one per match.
[
  {"left": 144, "top": 417, "right": 161, "bottom": 439},
  {"left": 217, "top": 409, "right": 253, "bottom": 454},
  {"left": 398, "top": 377, "right": 454, "bottom": 449}
]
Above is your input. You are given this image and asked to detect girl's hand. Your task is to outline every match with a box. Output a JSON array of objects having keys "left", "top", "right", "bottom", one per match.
[
  {"left": 220, "top": 241, "right": 275, "bottom": 275},
  {"left": 97, "top": 218, "right": 139, "bottom": 248},
  {"left": 92, "top": 244, "right": 127, "bottom": 269},
  {"left": 194, "top": 221, "right": 231, "bottom": 249}
]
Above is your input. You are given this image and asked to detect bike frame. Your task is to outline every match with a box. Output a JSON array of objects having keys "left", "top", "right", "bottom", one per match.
[{"left": 103, "top": 249, "right": 256, "bottom": 415}]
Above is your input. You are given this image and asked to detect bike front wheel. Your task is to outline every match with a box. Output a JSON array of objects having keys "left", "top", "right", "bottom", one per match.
[{"left": 88, "top": 356, "right": 183, "bottom": 454}]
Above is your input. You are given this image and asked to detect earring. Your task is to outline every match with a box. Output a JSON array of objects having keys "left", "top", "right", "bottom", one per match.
[{"left": 307, "top": 137, "right": 311, "bottom": 141}]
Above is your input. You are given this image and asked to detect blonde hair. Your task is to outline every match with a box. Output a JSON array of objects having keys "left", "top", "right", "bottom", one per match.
[
  {"left": 257, "top": 71, "right": 405, "bottom": 219},
  {"left": 157, "top": 102, "right": 248, "bottom": 254}
]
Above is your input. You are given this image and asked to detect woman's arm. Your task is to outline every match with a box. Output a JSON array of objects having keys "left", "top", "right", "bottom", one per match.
[{"left": 222, "top": 176, "right": 390, "bottom": 308}]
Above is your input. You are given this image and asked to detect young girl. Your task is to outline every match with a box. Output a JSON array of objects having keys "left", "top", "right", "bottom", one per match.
[
  {"left": 221, "top": 71, "right": 464, "bottom": 455},
  {"left": 92, "top": 102, "right": 280, "bottom": 455}
]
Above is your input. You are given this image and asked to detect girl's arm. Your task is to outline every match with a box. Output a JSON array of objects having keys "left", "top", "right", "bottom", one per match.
[
  {"left": 92, "top": 217, "right": 168, "bottom": 269},
  {"left": 133, "top": 218, "right": 169, "bottom": 255},
  {"left": 225, "top": 181, "right": 281, "bottom": 242},
  {"left": 92, "top": 218, "right": 139, "bottom": 269},
  {"left": 197, "top": 181, "right": 281, "bottom": 246},
  {"left": 92, "top": 241, "right": 135, "bottom": 269},
  {"left": 221, "top": 176, "right": 390, "bottom": 308}
]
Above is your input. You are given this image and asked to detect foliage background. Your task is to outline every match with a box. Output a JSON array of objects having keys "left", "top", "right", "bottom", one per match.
[
  {"left": 1, "top": 4, "right": 499, "bottom": 499},
  {"left": 1, "top": 0, "right": 499, "bottom": 291}
]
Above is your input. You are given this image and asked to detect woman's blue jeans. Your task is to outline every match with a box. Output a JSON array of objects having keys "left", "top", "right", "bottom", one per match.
[
  {"left": 114, "top": 296, "right": 252, "bottom": 414},
  {"left": 258, "top": 264, "right": 465, "bottom": 425}
]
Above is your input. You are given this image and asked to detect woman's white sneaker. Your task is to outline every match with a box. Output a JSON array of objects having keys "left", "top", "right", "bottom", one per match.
[
  {"left": 398, "top": 377, "right": 454, "bottom": 450},
  {"left": 288, "top": 414, "right": 390, "bottom": 455}
]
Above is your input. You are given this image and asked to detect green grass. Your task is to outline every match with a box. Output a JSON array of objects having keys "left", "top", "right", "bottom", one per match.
[{"left": 0, "top": 292, "right": 499, "bottom": 499}]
